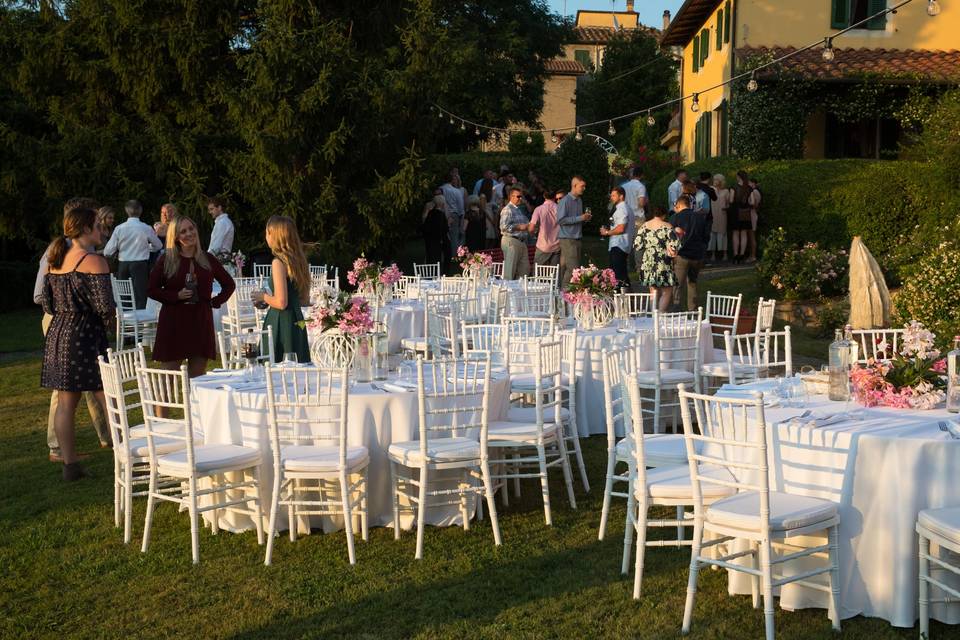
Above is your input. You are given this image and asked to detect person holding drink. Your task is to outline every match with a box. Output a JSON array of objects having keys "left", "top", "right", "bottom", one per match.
[
  {"left": 148, "top": 216, "right": 235, "bottom": 377},
  {"left": 250, "top": 215, "right": 310, "bottom": 364}
]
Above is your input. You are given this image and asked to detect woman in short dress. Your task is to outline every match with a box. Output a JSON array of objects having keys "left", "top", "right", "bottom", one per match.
[
  {"left": 251, "top": 215, "right": 311, "bottom": 363},
  {"left": 148, "top": 216, "right": 235, "bottom": 377},
  {"left": 634, "top": 206, "right": 680, "bottom": 312},
  {"left": 41, "top": 207, "right": 115, "bottom": 481}
]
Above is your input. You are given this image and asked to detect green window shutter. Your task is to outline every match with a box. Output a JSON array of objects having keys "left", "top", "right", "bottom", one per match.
[
  {"left": 694, "top": 117, "right": 702, "bottom": 161},
  {"left": 692, "top": 36, "right": 700, "bottom": 72},
  {"left": 707, "top": 111, "right": 713, "bottom": 158},
  {"left": 831, "top": 0, "right": 849, "bottom": 29},
  {"left": 724, "top": 1, "right": 731, "bottom": 43},
  {"left": 702, "top": 30, "right": 710, "bottom": 63},
  {"left": 574, "top": 49, "right": 592, "bottom": 71},
  {"left": 716, "top": 10, "right": 723, "bottom": 50},
  {"left": 867, "top": 0, "right": 887, "bottom": 29},
  {"left": 719, "top": 102, "right": 729, "bottom": 156}
]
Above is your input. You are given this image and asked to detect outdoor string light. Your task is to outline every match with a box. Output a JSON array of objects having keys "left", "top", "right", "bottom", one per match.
[
  {"left": 646, "top": 110, "right": 655, "bottom": 126},
  {"left": 822, "top": 37, "right": 835, "bottom": 61},
  {"left": 526, "top": 133, "right": 533, "bottom": 144},
  {"left": 575, "top": 128, "right": 583, "bottom": 141},
  {"left": 747, "top": 71, "right": 758, "bottom": 92},
  {"left": 550, "top": 131, "right": 558, "bottom": 144},
  {"left": 607, "top": 120, "right": 616, "bottom": 136},
  {"left": 690, "top": 93, "right": 700, "bottom": 112}
]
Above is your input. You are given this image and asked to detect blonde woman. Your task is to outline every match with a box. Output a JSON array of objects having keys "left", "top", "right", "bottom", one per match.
[
  {"left": 709, "top": 174, "right": 732, "bottom": 262},
  {"left": 251, "top": 216, "right": 310, "bottom": 363},
  {"left": 148, "top": 216, "right": 235, "bottom": 376}
]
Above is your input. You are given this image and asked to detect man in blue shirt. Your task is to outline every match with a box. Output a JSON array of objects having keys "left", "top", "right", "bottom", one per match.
[
  {"left": 556, "top": 175, "right": 592, "bottom": 289},
  {"left": 669, "top": 194, "right": 710, "bottom": 311},
  {"left": 600, "top": 186, "right": 631, "bottom": 291},
  {"left": 667, "top": 168, "right": 688, "bottom": 210}
]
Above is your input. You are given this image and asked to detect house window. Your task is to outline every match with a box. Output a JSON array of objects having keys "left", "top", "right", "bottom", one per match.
[
  {"left": 723, "top": 1, "right": 731, "bottom": 43},
  {"left": 717, "top": 102, "right": 728, "bottom": 156},
  {"left": 692, "top": 36, "right": 700, "bottom": 72},
  {"left": 694, "top": 113, "right": 714, "bottom": 161},
  {"left": 700, "top": 29, "right": 710, "bottom": 66},
  {"left": 574, "top": 49, "right": 593, "bottom": 71},
  {"left": 716, "top": 9, "right": 723, "bottom": 50},
  {"left": 831, "top": 0, "right": 887, "bottom": 30}
]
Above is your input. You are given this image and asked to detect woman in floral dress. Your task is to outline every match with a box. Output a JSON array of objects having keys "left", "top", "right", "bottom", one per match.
[{"left": 634, "top": 206, "right": 680, "bottom": 312}]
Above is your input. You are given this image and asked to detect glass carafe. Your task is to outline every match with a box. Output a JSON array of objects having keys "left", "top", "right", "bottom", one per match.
[
  {"left": 947, "top": 336, "right": 960, "bottom": 413},
  {"left": 828, "top": 329, "right": 851, "bottom": 401}
]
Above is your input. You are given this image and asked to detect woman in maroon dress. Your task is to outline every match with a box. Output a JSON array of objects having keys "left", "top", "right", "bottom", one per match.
[{"left": 148, "top": 216, "right": 235, "bottom": 376}]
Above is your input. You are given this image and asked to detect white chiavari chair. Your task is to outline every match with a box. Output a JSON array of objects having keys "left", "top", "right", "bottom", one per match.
[
  {"left": 759, "top": 326, "right": 793, "bottom": 377},
  {"left": 401, "top": 290, "right": 460, "bottom": 359},
  {"left": 560, "top": 330, "right": 588, "bottom": 492},
  {"left": 137, "top": 362, "right": 264, "bottom": 564},
  {"left": 263, "top": 364, "right": 368, "bottom": 565},
  {"left": 615, "top": 292, "right": 655, "bottom": 319},
  {"left": 700, "top": 331, "right": 766, "bottom": 391},
  {"left": 393, "top": 275, "right": 420, "bottom": 301},
  {"left": 387, "top": 356, "right": 501, "bottom": 559},
  {"left": 253, "top": 263, "right": 272, "bottom": 279},
  {"left": 635, "top": 309, "right": 703, "bottom": 434},
  {"left": 461, "top": 322, "right": 505, "bottom": 368},
  {"left": 309, "top": 264, "right": 326, "bottom": 277},
  {"left": 678, "top": 384, "right": 841, "bottom": 639},
  {"left": 216, "top": 327, "right": 275, "bottom": 370},
  {"left": 918, "top": 507, "right": 960, "bottom": 639},
  {"left": 111, "top": 276, "right": 157, "bottom": 349},
  {"left": 440, "top": 275, "right": 473, "bottom": 296},
  {"left": 623, "top": 376, "right": 737, "bottom": 596},
  {"left": 850, "top": 328, "right": 904, "bottom": 364},
  {"left": 705, "top": 291, "right": 743, "bottom": 348},
  {"left": 489, "top": 261, "right": 504, "bottom": 279},
  {"left": 534, "top": 263, "right": 560, "bottom": 283},
  {"left": 488, "top": 339, "right": 576, "bottom": 525},
  {"left": 426, "top": 304, "right": 461, "bottom": 359},
  {"left": 524, "top": 275, "right": 557, "bottom": 293},
  {"left": 223, "top": 277, "right": 261, "bottom": 335},
  {"left": 414, "top": 262, "right": 441, "bottom": 280},
  {"left": 503, "top": 315, "right": 555, "bottom": 393},
  {"left": 485, "top": 283, "right": 509, "bottom": 324},
  {"left": 511, "top": 286, "right": 554, "bottom": 318},
  {"left": 100, "top": 351, "right": 183, "bottom": 544},
  {"left": 756, "top": 297, "right": 777, "bottom": 332}
]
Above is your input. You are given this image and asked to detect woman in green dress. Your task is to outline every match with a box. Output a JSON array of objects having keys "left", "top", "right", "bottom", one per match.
[{"left": 251, "top": 215, "right": 311, "bottom": 363}]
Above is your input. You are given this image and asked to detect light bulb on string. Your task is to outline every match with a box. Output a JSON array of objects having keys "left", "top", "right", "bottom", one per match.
[
  {"left": 646, "top": 111, "right": 655, "bottom": 127},
  {"left": 691, "top": 93, "right": 700, "bottom": 112},
  {"left": 822, "top": 37, "right": 835, "bottom": 62},
  {"left": 607, "top": 120, "right": 616, "bottom": 136},
  {"left": 449, "top": 116, "right": 455, "bottom": 125},
  {"left": 438, "top": 109, "right": 445, "bottom": 119},
  {"left": 927, "top": 0, "right": 941, "bottom": 16},
  {"left": 746, "top": 71, "right": 758, "bottom": 92},
  {"left": 474, "top": 126, "right": 480, "bottom": 136},
  {"left": 575, "top": 128, "right": 583, "bottom": 142},
  {"left": 460, "top": 121, "right": 466, "bottom": 131},
  {"left": 550, "top": 131, "right": 558, "bottom": 144},
  {"left": 525, "top": 133, "right": 533, "bottom": 144}
]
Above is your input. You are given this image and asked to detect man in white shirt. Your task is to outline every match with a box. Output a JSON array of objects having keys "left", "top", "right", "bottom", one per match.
[
  {"left": 472, "top": 169, "right": 495, "bottom": 196},
  {"left": 103, "top": 199, "right": 162, "bottom": 309},
  {"left": 667, "top": 168, "right": 688, "bottom": 210},
  {"left": 621, "top": 167, "right": 647, "bottom": 244},
  {"left": 600, "top": 187, "right": 631, "bottom": 290},
  {"left": 207, "top": 196, "right": 235, "bottom": 256},
  {"left": 439, "top": 170, "right": 467, "bottom": 253}
]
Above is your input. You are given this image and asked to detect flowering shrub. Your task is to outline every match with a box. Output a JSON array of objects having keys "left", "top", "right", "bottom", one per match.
[
  {"left": 562, "top": 264, "right": 618, "bottom": 307},
  {"left": 346, "top": 254, "right": 402, "bottom": 288},
  {"left": 214, "top": 249, "right": 245, "bottom": 272},
  {"left": 304, "top": 287, "right": 373, "bottom": 336},
  {"left": 893, "top": 239, "right": 960, "bottom": 352},
  {"left": 757, "top": 227, "right": 847, "bottom": 300},
  {"left": 455, "top": 246, "right": 494, "bottom": 270},
  {"left": 850, "top": 320, "right": 946, "bottom": 410}
]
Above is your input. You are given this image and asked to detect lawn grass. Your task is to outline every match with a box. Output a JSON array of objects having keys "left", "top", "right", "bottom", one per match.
[{"left": 0, "top": 319, "right": 939, "bottom": 639}]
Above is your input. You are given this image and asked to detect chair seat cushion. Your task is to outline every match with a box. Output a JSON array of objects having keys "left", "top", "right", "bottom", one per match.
[
  {"left": 918, "top": 507, "right": 960, "bottom": 546},
  {"left": 510, "top": 373, "right": 571, "bottom": 391},
  {"left": 645, "top": 464, "right": 737, "bottom": 500},
  {"left": 507, "top": 406, "right": 571, "bottom": 423},
  {"left": 121, "top": 308, "right": 157, "bottom": 322},
  {"left": 117, "top": 436, "right": 184, "bottom": 461},
  {"left": 282, "top": 445, "right": 369, "bottom": 473},
  {"left": 616, "top": 434, "right": 689, "bottom": 467},
  {"left": 635, "top": 369, "right": 695, "bottom": 385},
  {"left": 700, "top": 361, "right": 763, "bottom": 377},
  {"left": 487, "top": 420, "right": 559, "bottom": 443},
  {"left": 707, "top": 491, "right": 838, "bottom": 532},
  {"left": 157, "top": 444, "right": 261, "bottom": 476},
  {"left": 401, "top": 337, "right": 428, "bottom": 351},
  {"left": 387, "top": 437, "right": 479, "bottom": 466}
]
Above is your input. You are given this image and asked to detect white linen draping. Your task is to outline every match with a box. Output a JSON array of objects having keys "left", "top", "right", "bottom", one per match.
[
  {"left": 715, "top": 384, "right": 960, "bottom": 627},
  {"left": 190, "top": 370, "right": 510, "bottom": 534}
]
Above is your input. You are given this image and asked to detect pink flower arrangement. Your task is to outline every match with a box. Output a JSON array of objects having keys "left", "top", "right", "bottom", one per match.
[
  {"left": 304, "top": 289, "right": 373, "bottom": 335},
  {"left": 562, "top": 264, "right": 618, "bottom": 307},
  {"left": 850, "top": 321, "right": 946, "bottom": 410},
  {"left": 347, "top": 254, "right": 403, "bottom": 288},
  {"left": 455, "top": 246, "right": 494, "bottom": 269}
]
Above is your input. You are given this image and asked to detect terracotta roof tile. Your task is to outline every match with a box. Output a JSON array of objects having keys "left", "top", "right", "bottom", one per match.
[
  {"left": 573, "top": 25, "right": 659, "bottom": 44},
  {"left": 738, "top": 46, "right": 960, "bottom": 84},
  {"left": 544, "top": 59, "right": 587, "bottom": 75}
]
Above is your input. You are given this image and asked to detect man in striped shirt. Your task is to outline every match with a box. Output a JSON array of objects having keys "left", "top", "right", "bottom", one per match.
[{"left": 499, "top": 187, "right": 531, "bottom": 280}]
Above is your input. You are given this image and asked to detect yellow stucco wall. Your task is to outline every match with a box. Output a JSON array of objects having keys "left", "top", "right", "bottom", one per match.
[{"left": 541, "top": 75, "right": 579, "bottom": 136}]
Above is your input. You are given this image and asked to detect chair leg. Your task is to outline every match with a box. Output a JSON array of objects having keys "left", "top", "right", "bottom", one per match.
[
  {"left": 632, "top": 498, "right": 649, "bottom": 598},
  {"left": 251, "top": 466, "right": 265, "bottom": 546},
  {"left": 288, "top": 479, "right": 298, "bottom": 542},
  {"left": 459, "top": 469, "right": 470, "bottom": 531},
  {"left": 141, "top": 470, "right": 158, "bottom": 554},
  {"left": 760, "top": 540, "right": 775, "bottom": 640},
  {"left": 480, "top": 459, "right": 502, "bottom": 546},
  {"left": 114, "top": 458, "right": 122, "bottom": 529},
  {"left": 919, "top": 533, "right": 930, "bottom": 640},
  {"left": 512, "top": 454, "right": 521, "bottom": 498},
  {"left": 123, "top": 464, "right": 134, "bottom": 545},
  {"left": 751, "top": 541, "right": 761, "bottom": 609},
  {"left": 415, "top": 465, "right": 429, "bottom": 560},
  {"left": 598, "top": 447, "right": 617, "bottom": 541},
  {"left": 188, "top": 476, "right": 200, "bottom": 565},
  {"left": 828, "top": 524, "right": 841, "bottom": 631},
  {"left": 653, "top": 387, "right": 662, "bottom": 435},
  {"left": 339, "top": 471, "right": 356, "bottom": 565},
  {"left": 360, "top": 469, "right": 369, "bottom": 542},
  {"left": 676, "top": 505, "right": 684, "bottom": 545},
  {"left": 537, "top": 445, "right": 552, "bottom": 526},
  {"left": 621, "top": 460, "right": 636, "bottom": 575},
  {"left": 211, "top": 473, "right": 221, "bottom": 536},
  {"left": 264, "top": 472, "right": 282, "bottom": 565},
  {"left": 681, "top": 518, "right": 704, "bottom": 634},
  {"left": 389, "top": 462, "right": 401, "bottom": 541},
  {"left": 556, "top": 437, "right": 577, "bottom": 510},
  {"left": 567, "top": 420, "right": 590, "bottom": 493}
]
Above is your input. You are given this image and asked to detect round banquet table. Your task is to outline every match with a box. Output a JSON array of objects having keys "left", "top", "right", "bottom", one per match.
[
  {"left": 717, "top": 382, "right": 960, "bottom": 627},
  {"left": 561, "top": 318, "right": 715, "bottom": 438},
  {"left": 190, "top": 368, "right": 510, "bottom": 534}
]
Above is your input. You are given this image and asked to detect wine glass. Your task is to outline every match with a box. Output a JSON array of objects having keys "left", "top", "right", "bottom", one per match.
[{"left": 282, "top": 352, "right": 298, "bottom": 366}]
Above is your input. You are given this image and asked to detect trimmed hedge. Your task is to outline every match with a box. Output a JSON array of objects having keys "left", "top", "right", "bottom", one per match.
[{"left": 650, "top": 158, "right": 944, "bottom": 276}]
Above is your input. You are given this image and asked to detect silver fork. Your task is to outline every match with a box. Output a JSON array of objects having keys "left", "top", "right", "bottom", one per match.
[
  {"left": 938, "top": 421, "right": 959, "bottom": 439},
  {"left": 784, "top": 410, "right": 812, "bottom": 424}
]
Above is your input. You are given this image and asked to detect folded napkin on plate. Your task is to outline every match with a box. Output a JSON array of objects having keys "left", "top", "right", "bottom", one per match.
[
  {"left": 945, "top": 420, "right": 960, "bottom": 439},
  {"left": 218, "top": 380, "right": 267, "bottom": 392},
  {"left": 381, "top": 380, "right": 418, "bottom": 393},
  {"left": 800, "top": 412, "right": 850, "bottom": 428}
]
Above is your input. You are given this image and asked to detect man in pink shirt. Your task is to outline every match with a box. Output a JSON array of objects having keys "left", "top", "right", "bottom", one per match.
[{"left": 529, "top": 188, "right": 564, "bottom": 267}]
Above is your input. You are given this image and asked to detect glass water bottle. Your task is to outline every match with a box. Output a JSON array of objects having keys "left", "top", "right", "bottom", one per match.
[
  {"left": 947, "top": 336, "right": 960, "bottom": 413},
  {"left": 828, "top": 329, "right": 851, "bottom": 401}
]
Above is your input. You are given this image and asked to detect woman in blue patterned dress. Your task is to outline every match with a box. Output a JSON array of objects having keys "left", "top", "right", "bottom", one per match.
[{"left": 634, "top": 205, "right": 680, "bottom": 312}]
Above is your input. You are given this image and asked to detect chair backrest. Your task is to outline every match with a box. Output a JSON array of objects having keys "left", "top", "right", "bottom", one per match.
[
  {"left": 394, "top": 275, "right": 420, "bottom": 300},
  {"left": 427, "top": 304, "right": 460, "bottom": 359},
  {"left": 106, "top": 345, "right": 147, "bottom": 411},
  {"left": 414, "top": 262, "right": 441, "bottom": 280},
  {"left": 111, "top": 276, "right": 136, "bottom": 313},
  {"left": 264, "top": 364, "right": 349, "bottom": 466},
  {"left": 511, "top": 287, "right": 554, "bottom": 318},
  {"left": 439, "top": 276, "right": 474, "bottom": 298},
  {"left": 721, "top": 331, "right": 764, "bottom": 385},
  {"left": 529, "top": 339, "right": 566, "bottom": 430},
  {"left": 217, "top": 326, "right": 275, "bottom": 369},
  {"left": 560, "top": 328, "right": 578, "bottom": 394},
  {"left": 677, "top": 383, "right": 772, "bottom": 532},
  {"left": 485, "top": 283, "right": 508, "bottom": 324},
  {"left": 601, "top": 343, "right": 634, "bottom": 448},
  {"left": 759, "top": 327, "right": 793, "bottom": 376},
  {"left": 615, "top": 292, "right": 655, "bottom": 319},
  {"left": 502, "top": 315, "right": 555, "bottom": 376},
  {"left": 461, "top": 322, "right": 505, "bottom": 367},
  {"left": 253, "top": 263, "right": 272, "bottom": 279},
  {"left": 489, "top": 262, "right": 504, "bottom": 278},
  {"left": 534, "top": 264, "right": 560, "bottom": 282},
  {"left": 226, "top": 277, "right": 262, "bottom": 331},
  {"left": 136, "top": 361, "right": 193, "bottom": 470},
  {"left": 98, "top": 356, "right": 132, "bottom": 451},
  {"left": 706, "top": 292, "right": 743, "bottom": 344},
  {"left": 309, "top": 265, "right": 327, "bottom": 278},
  {"left": 755, "top": 297, "right": 776, "bottom": 332},
  {"left": 524, "top": 275, "right": 556, "bottom": 293},
  {"left": 651, "top": 308, "right": 703, "bottom": 383},
  {"left": 415, "top": 355, "right": 491, "bottom": 448},
  {"left": 850, "top": 328, "right": 903, "bottom": 363}
]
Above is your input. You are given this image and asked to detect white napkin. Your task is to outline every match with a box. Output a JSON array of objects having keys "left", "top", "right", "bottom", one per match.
[
  {"left": 381, "top": 380, "right": 418, "bottom": 393},
  {"left": 218, "top": 380, "right": 267, "bottom": 392},
  {"left": 945, "top": 420, "right": 960, "bottom": 439},
  {"left": 802, "top": 412, "right": 850, "bottom": 428}
]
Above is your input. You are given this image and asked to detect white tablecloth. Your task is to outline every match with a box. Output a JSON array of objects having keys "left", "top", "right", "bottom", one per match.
[
  {"left": 719, "top": 385, "right": 960, "bottom": 627},
  {"left": 190, "top": 369, "right": 510, "bottom": 533},
  {"left": 563, "top": 318, "right": 715, "bottom": 437}
]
